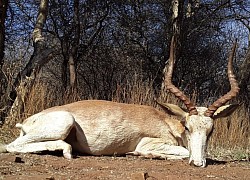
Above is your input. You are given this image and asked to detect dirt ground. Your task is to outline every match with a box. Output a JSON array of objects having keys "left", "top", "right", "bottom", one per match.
[{"left": 0, "top": 152, "right": 249, "bottom": 180}]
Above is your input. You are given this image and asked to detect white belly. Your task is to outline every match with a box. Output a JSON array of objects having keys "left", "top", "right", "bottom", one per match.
[{"left": 71, "top": 115, "right": 142, "bottom": 155}]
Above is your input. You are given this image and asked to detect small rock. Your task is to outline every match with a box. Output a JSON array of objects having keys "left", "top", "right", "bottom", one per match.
[
  {"left": 14, "top": 157, "right": 24, "bottom": 163},
  {"left": 46, "top": 176, "right": 55, "bottom": 180},
  {"left": 131, "top": 172, "right": 149, "bottom": 180}
]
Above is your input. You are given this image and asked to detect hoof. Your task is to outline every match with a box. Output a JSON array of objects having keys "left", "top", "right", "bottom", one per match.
[{"left": 63, "top": 152, "right": 72, "bottom": 159}]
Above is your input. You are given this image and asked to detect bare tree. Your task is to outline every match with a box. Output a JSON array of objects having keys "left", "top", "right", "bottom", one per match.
[
  {"left": 47, "top": 0, "right": 109, "bottom": 96},
  {"left": 0, "top": 0, "right": 8, "bottom": 68},
  {"left": 0, "top": 0, "right": 8, "bottom": 124},
  {"left": 4, "top": 0, "right": 55, "bottom": 126},
  {"left": 239, "top": 48, "right": 250, "bottom": 106},
  {"left": 160, "top": 0, "right": 184, "bottom": 100},
  {"left": 68, "top": 0, "right": 80, "bottom": 92},
  {"left": 209, "top": 0, "right": 250, "bottom": 107}
]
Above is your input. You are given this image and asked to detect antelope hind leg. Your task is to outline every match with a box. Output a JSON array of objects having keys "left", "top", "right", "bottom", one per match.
[
  {"left": 6, "top": 111, "right": 75, "bottom": 159},
  {"left": 127, "top": 137, "right": 189, "bottom": 160},
  {"left": 7, "top": 138, "right": 73, "bottom": 159}
]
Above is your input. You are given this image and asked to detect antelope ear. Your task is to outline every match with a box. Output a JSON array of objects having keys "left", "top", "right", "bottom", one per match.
[
  {"left": 157, "top": 102, "right": 188, "bottom": 118},
  {"left": 212, "top": 104, "right": 239, "bottom": 119}
]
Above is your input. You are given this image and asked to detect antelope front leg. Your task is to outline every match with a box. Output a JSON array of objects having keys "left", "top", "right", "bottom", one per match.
[{"left": 127, "top": 137, "right": 189, "bottom": 160}]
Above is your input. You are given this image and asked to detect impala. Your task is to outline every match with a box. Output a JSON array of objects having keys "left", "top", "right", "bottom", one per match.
[{"left": 0, "top": 37, "right": 239, "bottom": 167}]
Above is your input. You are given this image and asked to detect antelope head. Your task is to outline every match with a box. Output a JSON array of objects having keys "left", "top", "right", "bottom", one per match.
[{"left": 159, "top": 37, "right": 240, "bottom": 167}]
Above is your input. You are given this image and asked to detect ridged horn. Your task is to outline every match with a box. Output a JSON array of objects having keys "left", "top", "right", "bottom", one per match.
[
  {"left": 204, "top": 41, "right": 240, "bottom": 117},
  {"left": 165, "top": 36, "right": 198, "bottom": 115}
]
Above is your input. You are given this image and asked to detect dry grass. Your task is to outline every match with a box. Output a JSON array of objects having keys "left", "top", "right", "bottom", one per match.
[
  {"left": 209, "top": 106, "right": 249, "bottom": 148},
  {"left": 208, "top": 105, "right": 250, "bottom": 160},
  {"left": 1, "top": 77, "right": 249, "bottom": 160},
  {"left": 111, "top": 75, "right": 156, "bottom": 106}
]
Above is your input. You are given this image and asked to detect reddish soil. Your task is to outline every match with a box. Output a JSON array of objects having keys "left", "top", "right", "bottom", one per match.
[{"left": 0, "top": 152, "right": 249, "bottom": 180}]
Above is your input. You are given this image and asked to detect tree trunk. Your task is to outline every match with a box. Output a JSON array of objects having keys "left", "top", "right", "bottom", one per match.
[
  {"left": 160, "top": 0, "right": 184, "bottom": 101},
  {"left": 69, "top": 53, "right": 76, "bottom": 89},
  {"left": 63, "top": 0, "right": 80, "bottom": 101},
  {"left": 0, "top": 0, "right": 8, "bottom": 124},
  {"left": 68, "top": 0, "right": 80, "bottom": 93},
  {"left": 0, "top": 0, "right": 8, "bottom": 68},
  {"left": 4, "top": 0, "right": 54, "bottom": 127}
]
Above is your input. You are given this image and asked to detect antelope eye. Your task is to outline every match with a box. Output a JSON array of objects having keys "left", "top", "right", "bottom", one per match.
[{"left": 184, "top": 126, "right": 189, "bottom": 131}]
